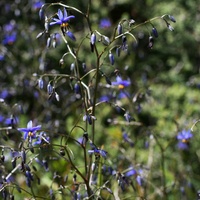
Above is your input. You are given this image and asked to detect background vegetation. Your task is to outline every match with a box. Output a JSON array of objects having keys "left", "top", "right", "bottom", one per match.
[{"left": 0, "top": 0, "right": 199, "bottom": 199}]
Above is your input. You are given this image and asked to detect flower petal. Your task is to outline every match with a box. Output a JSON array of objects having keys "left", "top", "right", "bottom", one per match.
[
  {"left": 57, "top": 9, "right": 63, "bottom": 20},
  {"left": 27, "top": 121, "right": 33, "bottom": 128}
]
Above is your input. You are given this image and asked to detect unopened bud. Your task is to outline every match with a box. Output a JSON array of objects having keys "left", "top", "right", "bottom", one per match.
[{"left": 109, "top": 53, "right": 114, "bottom": 65}]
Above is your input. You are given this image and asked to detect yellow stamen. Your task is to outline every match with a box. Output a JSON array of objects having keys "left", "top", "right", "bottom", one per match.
[
  {"left": 28, "top": 132, "right": 33, "bottom": 137},
  {"left": 61, "top": 23, "right": 69, "bottom": 28},
  {"left": 182, "top": 139, "right": 188, "bottom": 143},
  {"left": 118, "top": 84, "right": 124, "bottom": 89}
]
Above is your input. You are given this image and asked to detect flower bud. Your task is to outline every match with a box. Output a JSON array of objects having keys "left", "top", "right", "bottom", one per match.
[
  {"left": 55, "top": 92, "right": 60, "bottom": 101},
  {"left": 152, "top": 27, "right": 158, "bottom": 38},
  {"left": 129, "top": 19, "right": 135, "bottom": 26},
  {"left": 122, "top": 35, "right": 127, "bottom": 46},
  {"left": 109, "top": 53, "right": 114, "bottom": 65},
  {"left": 38, "top": 78, "right": 44, "bottom": 89},
  {"left": 44, "top": 16, "right": 49, "bottom": 32},
  {"left": 74, "top": 83, "right": 80, "bottom": 94},
  {"left": 90, "top": 33, "right": 96, "bottom": 45},
  {"left": 167, "top": 24, "right": 174, "bottom": 31},
  {"left": 117, "top": 24, "right": 122, "bottom": 35},
  {"left": 47, "top": 83, "right": 53, "bottom": 95},
  {"left": 82, "top": 63, "right": 86, "bottom": 71},
  {"left": 39, "top": 8, "right": 45, "bottom": 20},
  {"left": 148, "top": 36, "right": 154, "bottom": 49},
  {"left": 116, "top": 47, "right": 121, "bottom": 57},
  {"left": 1, "top": 155, "right": 5, "bottom": 162},
  {"left": 102, "top": 36, "right": 110, "bottom": 46},
  {"left": 70, "top": 63, "right": 75, "bottom": 72},
  {"left": 168, "top": 15, "right": 176, "bottom": 23},
  {"left": 66, "top": 31, "right": 76, "bottom": 41},
  {"left": 46, "top": 37, "right": 51, "bottom": 48},
  {"left": 36, "top": 32, "right": 44, "bottom": 39}
]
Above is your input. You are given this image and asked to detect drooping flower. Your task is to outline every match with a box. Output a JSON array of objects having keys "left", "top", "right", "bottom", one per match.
[
  {"left": 33, "top": 132, "right": 50, "bottom": 146},
  {"left": 112, "top": 76, "right": 131, "bottom": 89},
  {"left": 18, "top": 121, "right": 41, "bottom": 141},
  {"left": 88, "top": 142, "right": 108, "bottom": 158}
]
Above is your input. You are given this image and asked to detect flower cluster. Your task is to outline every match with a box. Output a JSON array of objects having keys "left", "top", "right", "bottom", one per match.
[{"left": 50, "top": 8, "right": 76, "bottom": 40}]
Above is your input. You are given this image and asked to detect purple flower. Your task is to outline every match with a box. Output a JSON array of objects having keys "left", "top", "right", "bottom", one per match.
[
  {"left": 125, "top": 169, "right": 136, "bottom": 177},
  {"left": 177, "top": 129, "right": 193, "bottom": 150},
  {"left": 99, "top": 18, "right": 111, "bottom": 28},
  {"left": 2, "top": 32, "right": 17, "bottom": 45},
  {"left": 177, "top": 129, "right": 193, "bottom": 143},
  {"left": 18, "top": 120, "right": 41, "bottom": 141},
  {"left": 33, "top": 132, "right": 50, "bottom": 146},
  {"left": 66, "top": 31, "right": 76, "bottom": 41},
  {"left": 32, "top": 0, "right": 44, "bottom": 10},
  {"left": 112, "top": 76, "right": 131, "bottom": 89},
  {"left": 123, "top": 132, "right": 134, "bottom": 147},
  {"left": 50, "top": 8, "right": 75, "bottom": 26},
  {"left": 88, "top": 143, "right": 108, "bottom": 158}
]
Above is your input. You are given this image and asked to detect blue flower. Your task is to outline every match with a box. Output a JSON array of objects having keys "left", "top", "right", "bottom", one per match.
[
  {"left": 177, "top": 129, "right": 193, "bottom": 150},
  {"left": 33, "top": 132, "right": 50, "bottom": 146},
  {"left": 50, "top": 8, "right": 76, "bottom": 40},
  {"left": 88, "top": 143, "right": 108, "bottom": 158},
  {"left": 125, "top": 168, "right": 136, "bottom": 177},
  {"left": 99, "top": 18, "right": 111, "bottom": 28},
  {"left": 2, "top": 32, "right": 17, "bottom": 45},
  {"left": 18, "top": 120, "right": 41, "bottom": 141},
  {"left": 50, "top": 8, "right": 75, "bottom": 26},
  {"left": 32, "top": 0, "right": 44, "bottom": 10},
  {"left": 177, "top": 129, "right": 193, "bottom": 143},
  {"left": 112, "top": 76, "right": 131, "bottom": 89},
  {"left": 122, "top": 132, "right": 134, "bottom": 147}
]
